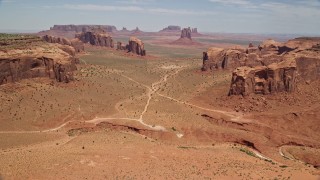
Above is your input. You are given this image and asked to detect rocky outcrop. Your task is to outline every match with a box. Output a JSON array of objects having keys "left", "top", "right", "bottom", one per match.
[
  {"left": 181, "top": 27, "right": 192, "bottom": 39},
  {"left": 42, "top": 35, "right": 84, "bottom": 53},
  {"left": 227, "top": 37, "right": 320, "bottom": 96},
  {"left": 202, "top": 48, "right": 250, "bottom": 71},
  {"left": 229, "top": 58, "right": 297, "bottom": 96},
  {"left": 50, "top": 25, "right": 117, "bottom": 33},
  {"left": 0, "top": 36, "right": 77, "bottom": 85},
  {"left": 70, "top": 39, "right": 85, "bottom": 53},
  {"left": 76, "top": 30, "right": 114, "bottom": 48},
  {"left": 127, "top": 37, "right": 146, "bottom": 56},
  {"left": 201, "top": 39, "right": 296, "bottom": 72}
]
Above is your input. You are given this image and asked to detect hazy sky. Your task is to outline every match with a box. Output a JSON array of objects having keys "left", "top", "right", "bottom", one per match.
[{"left": 0, "top": 0, "right": 320, "bottom": 34}]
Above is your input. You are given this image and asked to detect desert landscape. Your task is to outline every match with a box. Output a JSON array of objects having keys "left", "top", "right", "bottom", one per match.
[{"left": 0, "top": 0, "right": 320, "bottom": 179}]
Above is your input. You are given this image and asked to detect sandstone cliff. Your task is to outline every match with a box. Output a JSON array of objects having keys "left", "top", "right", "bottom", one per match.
[
  {"left": 202, "top": 48, "right": 249, "bottom": 71},
  {"left": 202, "top": 39, "right": 295, "bottom": 72},
  {"left": 128, "top": 37, "right": 146, "bottom": 56},
  {"left": 227, "top": 37, "right": 320, "bottom": 95},
  {"left": 76, "top": 30, "right": 114, "bottom": 48},
  {"left": 0, "top": 34, "right": 77, "bottom": 85},
  {"left": 229, "top": 58, "right": 297, "bottom": 96}
]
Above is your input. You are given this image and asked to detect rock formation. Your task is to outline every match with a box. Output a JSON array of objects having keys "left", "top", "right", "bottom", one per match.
[
  {"left": 50, "top": 25, "right": 117, "bottom": 33},
  {"left": 171, "top": 27, "right": 201, "bottom": 45},
  {"left": 229, "top": 58, "right": 297, "bottom": 96},
  {"left": 0, "top": 35, "right": 78, "bottom": 85},
  {"left": 120, "top": 27, "right": 130, "bottom": 33},
  {"left": 127, "top": 37, "right": 146, "bottom": 56},
  {"left": 181, "top": 27, "right": 192, "bottom": 39},
  {"left": 76, "top": 30, "right": 114, "bottom": 48},
  {"left": 202, "top": 48, "right": 251, "bottom": 71},
  {"left": 42, "top": 35, "right": 84, "bottom": 53},
  {"left": 226, "top": 37, "right": 320, "bottom": 96},
  {"left": 202, "top": 39, "right": 296, "bottom": 72},
  {"left": 191, "top": 28, "right": 198, "bottom": 34},
  {"left": 116, "top": 41, "right": 128, "bottom": 51},
  {"left": 160, "top": 26, "right": 181, "bottom": 32}
]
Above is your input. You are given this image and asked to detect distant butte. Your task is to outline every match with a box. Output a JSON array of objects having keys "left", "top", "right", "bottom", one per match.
[{"left": 171, "top": 27, "right": 202, "bottom": 46}]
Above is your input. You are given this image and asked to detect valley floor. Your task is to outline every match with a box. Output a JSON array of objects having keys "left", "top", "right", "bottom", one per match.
[{"left": 0, "top": 46, "right": 319, "bottom": 179}]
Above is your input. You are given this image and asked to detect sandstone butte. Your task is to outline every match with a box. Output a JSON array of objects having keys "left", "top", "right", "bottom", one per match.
[
  {"left": 75, "top": 30, "right": 114, "bottom": 48},
  {"left": 116, "top": 37, "right": 146, "bottom": 56},
  {"left": 128, "top": 37, "right": 146, "bottom": 56},
  {"left": 171, "top": 27, "right": 201, "bottom": 45}
]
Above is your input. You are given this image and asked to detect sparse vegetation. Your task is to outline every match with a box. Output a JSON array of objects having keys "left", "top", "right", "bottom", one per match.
[{"left": 239, "top": 148, "right": 256, "bottom": 157}]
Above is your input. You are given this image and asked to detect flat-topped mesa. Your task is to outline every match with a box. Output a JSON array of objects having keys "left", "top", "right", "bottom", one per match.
[
  {"left": 50, "top": 25, "right": 117, "bottom": 33},
  {"left": 0, "top": 35, "right": 78, "bottom": 85},
  {"left": 42, "top": 35, "right": 84, "bottom": 53},
  {"left": 160, "top": 25, "right": 181, "bottom": 32},
  {"left": 76, "top": 30, "right": 114, "bottom": 48},
  {"left": 181, "top": 27, "right": 192, "bottom": 39},
  {"left": 128, "top": 37, "right": 146, "bottom": 56},
  {"left": 229, "top": 58, "right": 297, "bottom": 96}
]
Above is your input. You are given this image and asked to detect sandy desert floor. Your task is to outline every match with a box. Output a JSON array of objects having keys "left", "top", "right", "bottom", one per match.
[{"left": 0, "top": 42, "right": 319, "bottom": 179}]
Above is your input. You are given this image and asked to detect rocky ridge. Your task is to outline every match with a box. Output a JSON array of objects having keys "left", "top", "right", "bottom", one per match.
[{"left": 42, "top": 35, "right": 84, "bottom": 53}]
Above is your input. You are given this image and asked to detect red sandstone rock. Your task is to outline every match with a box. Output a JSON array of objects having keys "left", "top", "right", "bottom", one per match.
[
  {"left": 42, "top": 35, "right": 84, "bottom": 53},
  {"left": 0, "top": 37, "right": 77, "bottom": 85},
  {"left": 76, "top": 30, "right": 114, "bottom": 48},
  {"left": 127, "top": 37, "right": 146, "bottom": 56},
  {"left": 229, "top": 58, "right": 297, "bottom": 96}
]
